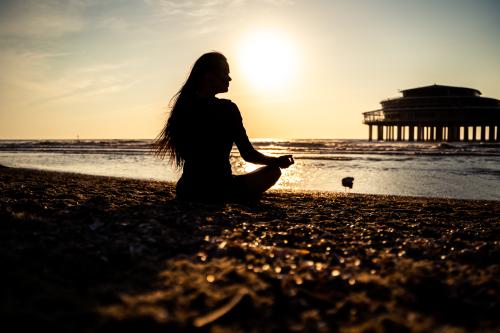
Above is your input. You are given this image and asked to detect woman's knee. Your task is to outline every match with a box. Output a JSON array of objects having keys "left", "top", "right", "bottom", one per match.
[
  {"left": 272, "top": 164, "right": 282, "bottom": 176},
  {"left": 266, "top": 164, "right": 281, "bottom": 182},
  {"left": 241, "top": 165, "right": 281, "bottom": 193}
]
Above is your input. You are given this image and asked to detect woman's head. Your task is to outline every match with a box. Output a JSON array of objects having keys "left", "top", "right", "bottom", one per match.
[
  {"left": 153, "top": 52, "right": 230, "bottom": 164},
  {"left": 183, "top": 52, "right": 231, "bottom": 97}
]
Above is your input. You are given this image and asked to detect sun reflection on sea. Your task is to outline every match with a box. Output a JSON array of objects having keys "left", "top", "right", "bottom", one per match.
[
  {"left": 231, "top": 154, "right": 305, "bottom": 190},
  {"left": 273, "top": 165, "right": 303, "bottom": 190}
]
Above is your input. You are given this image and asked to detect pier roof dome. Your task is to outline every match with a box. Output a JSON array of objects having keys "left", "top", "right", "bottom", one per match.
[{"left": 400, "top": 84, "right": 481, "bottom": 97}]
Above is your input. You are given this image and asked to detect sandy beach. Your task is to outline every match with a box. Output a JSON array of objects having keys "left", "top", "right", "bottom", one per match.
[{"left": 1, "top": 166, "right": 499, "bottom": 332}]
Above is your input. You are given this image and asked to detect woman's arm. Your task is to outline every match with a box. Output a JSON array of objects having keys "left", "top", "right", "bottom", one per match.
[
  {"left": 239, "top": 141, "right": 294, "bottom": 168},
  {"left": 246, "top": 150, "right": 294, "bottom": 167},
  {"left": 233, "top": 105, "right": 293, "bottom": 168},
  {"left": 239, "top": 146, "right": 276, "bottom": 165}
]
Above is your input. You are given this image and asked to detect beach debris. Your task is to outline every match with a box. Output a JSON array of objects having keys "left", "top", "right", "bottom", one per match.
[
  {"left": 193, "top": 288, "right": 249, "bottom": 327},
  {"left": 342, "top": 177, "right": 354, "bottom": 191},
  {"left": 128, "top": 243, "right": 146, "bottom": 256},
  {"left": 89, "top": 218, "right": 104, "bottom": 231}
]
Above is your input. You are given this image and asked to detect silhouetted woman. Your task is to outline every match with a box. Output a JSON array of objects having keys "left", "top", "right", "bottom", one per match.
[{"left": 154, "top": 52, "right": 293, "bottom": 203}]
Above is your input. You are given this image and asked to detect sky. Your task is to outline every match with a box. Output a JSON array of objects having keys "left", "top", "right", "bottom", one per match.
[{"left": 1, "top": 0, "right": 499, "bottom": 139}]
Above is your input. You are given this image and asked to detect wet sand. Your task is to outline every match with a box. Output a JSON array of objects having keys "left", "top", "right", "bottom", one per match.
[{"left": 1, "top": 166, "right": 499, "bottom": 332}]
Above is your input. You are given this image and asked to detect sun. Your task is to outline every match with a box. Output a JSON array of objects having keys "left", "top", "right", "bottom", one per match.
[{"left": 238, "top": 30, "right": 297, "bottom": 90}]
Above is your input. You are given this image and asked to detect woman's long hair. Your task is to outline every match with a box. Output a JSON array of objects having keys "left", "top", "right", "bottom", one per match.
[{"left": 153, "top": 52, "right": 227, "bottom": 167}]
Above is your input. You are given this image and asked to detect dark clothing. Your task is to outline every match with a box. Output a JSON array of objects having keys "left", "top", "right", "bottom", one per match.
[{"left": 176, "top": 97, "right": 254, "bottom": 202}]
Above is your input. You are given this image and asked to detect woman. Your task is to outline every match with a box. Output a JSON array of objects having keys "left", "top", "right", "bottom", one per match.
[{"left": 154, "top": 52, "right": 294, "bottom": 203}]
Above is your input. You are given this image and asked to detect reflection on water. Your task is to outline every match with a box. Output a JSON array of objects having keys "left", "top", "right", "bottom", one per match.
[
  {"left": 0, "top": 139, "right": 499, "bottom": 200},
  {"left": 231, "top": 153, "right": 500, "bottom": 201}
]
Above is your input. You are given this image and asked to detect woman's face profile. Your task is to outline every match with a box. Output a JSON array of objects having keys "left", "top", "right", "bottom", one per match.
[{"left": 208, "top": 60, "right": 231, "bottom": 94}]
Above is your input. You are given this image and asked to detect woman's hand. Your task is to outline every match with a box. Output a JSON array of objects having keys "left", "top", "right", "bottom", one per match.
[{"left": 275, "top": 155, "right": 294, "bottom": 168}]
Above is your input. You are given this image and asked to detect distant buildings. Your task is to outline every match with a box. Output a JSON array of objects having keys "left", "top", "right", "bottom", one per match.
[{"left": 362, "top": 84, "right": 500, "bottom": 142}]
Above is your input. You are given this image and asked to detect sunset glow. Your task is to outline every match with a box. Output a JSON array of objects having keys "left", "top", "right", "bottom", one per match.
[
  {"left": 0, "top": 1, "right": 499, "bottom": 139},
  {"left": 238, "top": 30, "right": 297, "bottom": 90}
]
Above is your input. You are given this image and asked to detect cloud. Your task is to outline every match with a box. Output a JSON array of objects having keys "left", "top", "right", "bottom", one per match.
[
  {"left": 34, "top": 62, "right": 142, "bottom": 104},
  {"left": 145, "top": 0, "right": 244, "bottom": 20},
  {"left": 143, "top": 0, "right": 293, "bottom": 36},
  {"left": 97, "top": 17, "right": 131, "bottom": 32},
  {"left": 0, "top": 1, "right": 87, "bottom": 38},
  {"left": 144, "top": 0, "right": 294, "bottom": 30},
  {"left": 35, "top": 73, "right": 141, "bottom": 104},
  {"left": 0, "top": 47, "right": 140, "bottom": 107}
]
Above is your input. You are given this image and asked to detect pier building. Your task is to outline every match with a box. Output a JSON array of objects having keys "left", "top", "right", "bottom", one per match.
[{"left": 362, "top": 84, "right": 500, "bottom": 142}]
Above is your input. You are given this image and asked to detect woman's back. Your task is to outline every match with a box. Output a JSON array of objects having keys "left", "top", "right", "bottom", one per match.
[{"left": 179, "top": 97, "right": 242, "bottom": 181}]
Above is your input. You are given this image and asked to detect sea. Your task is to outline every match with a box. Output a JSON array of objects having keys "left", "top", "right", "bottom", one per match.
[{"left": 0, "top": 139, "right": 499, "bottom": 201}]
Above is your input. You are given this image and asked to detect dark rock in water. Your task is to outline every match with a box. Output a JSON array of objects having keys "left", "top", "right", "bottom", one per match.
[
  {"left": 0, "top": 164, "right": 9, "bottom": 168},
  {"left": 342, "top": 177, "right": 354, "bottom": 189},
  {"left": 437, "top": 143, "right": 455, "bottom": 149}
]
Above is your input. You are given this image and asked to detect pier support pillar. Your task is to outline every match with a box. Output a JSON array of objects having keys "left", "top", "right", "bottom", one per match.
[
  {"left": 417, "top": 126, "right": 422, "bottom": 141},
  {"left": 409, "top": 126, "right": 414, "bottom": 142},
  {"left": 496, "top": 125, "right": 500, "bottom": 142},
  {"left": 436, "top": 127, "right": 443, "bottom": 141},
  {"left": 397, "top": 126, "right": 402, "bottom": 141},
  {"left": 472, "top": 126, "right": 477, "bottom": 141},
  {"left": 489, "top": 126, "right": 494, "bottom": 142},
  {"left": 449, "top": 127, "right": 453, "bottom": 141},
  {"left": 453, "top": 126, "right": 460, "bottom": 141},
  {"left": 463, "top": 126, "right": 469, "bottom": 141},
  {"left": 481, "top": 126, "right": 486, "bottom": 141},
  {"left": 377, "top": 125, "right": 383, "bottom": 141},
  {"left": 368, "top": 125, "right": 372, "bottom": 141}
]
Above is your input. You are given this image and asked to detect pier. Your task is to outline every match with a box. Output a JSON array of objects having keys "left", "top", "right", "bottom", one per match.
[{"left": 363, "top": 84, "right": 500, "bottom": 142}]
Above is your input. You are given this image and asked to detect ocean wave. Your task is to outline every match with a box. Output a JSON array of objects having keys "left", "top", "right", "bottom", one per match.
[
  {"left": 0, "top": 139, "right": 153, "bottom": 152},
  {"left": 467, "top": 168, "right": 500, "bottom": 178},
  {"left": 1, "top": 139, "right": 499, "bottom": 157},
  {"left": 2, "top": 139, "right": 499, "bottom": 201},
  {"left": 293, "top": 156, "right": 355, "bottom": 161}
]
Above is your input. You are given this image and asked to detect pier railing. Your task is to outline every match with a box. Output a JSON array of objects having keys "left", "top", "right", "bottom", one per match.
[
  {"left": 363, "top": 107, "right": 500, "bottom": 124},
  {"left": 362, "top": 110, "right": 384, "bottom": 123}
]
